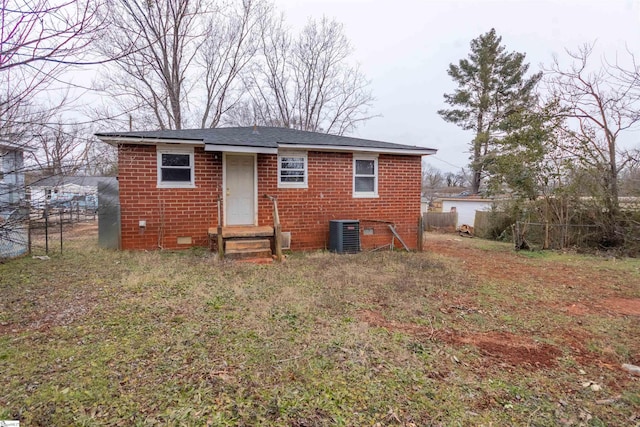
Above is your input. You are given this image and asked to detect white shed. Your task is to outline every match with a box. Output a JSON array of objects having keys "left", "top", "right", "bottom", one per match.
[{"left": 439, "top": 197, "right": 494, "bottom": 228}]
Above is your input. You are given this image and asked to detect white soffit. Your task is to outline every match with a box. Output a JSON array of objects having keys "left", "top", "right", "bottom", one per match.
[
  {"left": 204, "top": 144, "right": 277, "bottom": 154},
  {"left": 276, "top": 143, "right": 436, "bottom": 156}
]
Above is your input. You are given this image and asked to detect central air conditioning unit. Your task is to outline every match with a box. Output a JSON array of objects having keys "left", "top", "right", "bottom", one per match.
[{"left": 329, "top": 220, "right": 360, "bottom": 254}]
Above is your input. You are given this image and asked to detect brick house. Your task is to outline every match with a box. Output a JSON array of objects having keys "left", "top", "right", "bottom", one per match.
[{"left": 96, "top": 127, "right": 436, "bottom": 256}]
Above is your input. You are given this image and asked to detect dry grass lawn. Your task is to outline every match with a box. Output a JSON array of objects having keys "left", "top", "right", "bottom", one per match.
[{"left": 1, "top": 223, "right": 639, "bottom": 426}]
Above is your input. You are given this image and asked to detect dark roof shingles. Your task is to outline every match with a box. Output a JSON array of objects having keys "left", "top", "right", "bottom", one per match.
[{"left": 96, "top": 126, "right": 434, "bottom": 152}]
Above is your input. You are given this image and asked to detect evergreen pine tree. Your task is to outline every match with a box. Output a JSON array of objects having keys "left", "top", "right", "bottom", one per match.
[{"left": 438, "top": 29, "right": 542, "bottom": 194}]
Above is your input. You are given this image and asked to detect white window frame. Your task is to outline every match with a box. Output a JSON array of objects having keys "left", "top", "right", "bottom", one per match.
[
  {"left": 278, "top": 151, "right": 308, "bottom": 189},
  {"left": 353, "top": 154, "right": 378, "bottom": 198},
  {"left": 157, "top": 146, "right": 195, "bottom": 189}
]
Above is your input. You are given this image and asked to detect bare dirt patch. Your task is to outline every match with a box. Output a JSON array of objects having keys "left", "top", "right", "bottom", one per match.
[
  {"left": 358, "top": 310, "right": 560, "bottom": 368},
  {"left": 358, "top": 309, "right": 435, "bottom": 338},
  {"left": 562, "top": 302, "right": 591, "bottom": 316},
  {"left": 455, "top": 331, "right": 561, "bottom": 368},
  {"left": 600, "top": 298, "right": 640, "bottom": 316},
  {"left": 63, "top": 221, "right": 98, "bottom": 238},
  {"left": 359, "top": 235, "right": 639, "bottom": 370},
  {"left": 424, "top": 234, "right": 638, "bottom": 317}
]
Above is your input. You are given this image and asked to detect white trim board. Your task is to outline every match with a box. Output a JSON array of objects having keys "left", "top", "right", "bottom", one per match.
[
  {"left": 205, "top": 145, "right": 277, "bottom": 154},
  {"left": 276, "top": 143, "right": 435, "bottom": 156}
]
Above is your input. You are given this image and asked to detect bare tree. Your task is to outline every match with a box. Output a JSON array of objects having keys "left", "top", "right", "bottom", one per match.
[
  {"left": 242, "top": 16, "right": 375, "bottom": 135},
  {"left": 96, "top": 0, "right": 202, "bottom": 130},
  {"left": 83, "top": 138, "right": 118, "bottom": 176},
  {"left": 198, "top": 0, "right": 266, "bottom": 128},
  {"left": 422, "top": 163, "right": 445, "bottom": 191},
  {"left": 1, "top": 0, "right": 99, "bottom": 140},
  {"left": 97, "top": 0, "right": 267, "bottom": 131},
  {"left": 421, "top": 163, "right": 443, "bottom": 201},
  {"left": 1, "top": 0, "right": 100, "bottom": 252},
  {"left": 231, "top": 12, "right": 293, "bottom": 128},
  {"left": 546, "top": 44, "right": 640, "bottom": 243},
  {"left": 29, "top": 122, "right": 94, "bottom": 176},
  {"left": 445, "top": 169, "right": 470, "bottom": 188}
]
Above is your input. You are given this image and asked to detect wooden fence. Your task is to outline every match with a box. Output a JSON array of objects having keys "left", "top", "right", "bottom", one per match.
[{"left": 422, "top": 211, "right": 457, "bottom": 232}]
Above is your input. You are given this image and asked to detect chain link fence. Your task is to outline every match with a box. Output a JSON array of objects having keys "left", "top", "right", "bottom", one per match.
[
  {"left": 29, "top": 206, "right": 97, "bottom": 255},
  {"left": 513, "top": 221, "right": 602, "bottom": 250}
]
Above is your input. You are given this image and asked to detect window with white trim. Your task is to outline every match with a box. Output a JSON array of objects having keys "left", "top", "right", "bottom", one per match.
[
  {"left": 157, "top": 147, "right": 195, "bottom": 188},
  {"left": 353, "top": 155, "right": 378, "bottom": 197},
  {"left": 278, "top": 151, "right": 307, "bottom": 188}
]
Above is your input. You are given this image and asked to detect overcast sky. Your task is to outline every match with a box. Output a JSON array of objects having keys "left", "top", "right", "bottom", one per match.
[{"left": 273, "top": 0, "right": 640, "bottom": 172}]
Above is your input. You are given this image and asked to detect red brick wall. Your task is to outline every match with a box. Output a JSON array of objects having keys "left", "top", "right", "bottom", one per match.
[
  {"left": 118, "top": 144, "right": 221, "bottom": 250},
  {"left": 118, "top": 145, "right": 422, "bottom": 251},
  {"left": 258, "top": 151, "right": 422, "bottom": 250}
]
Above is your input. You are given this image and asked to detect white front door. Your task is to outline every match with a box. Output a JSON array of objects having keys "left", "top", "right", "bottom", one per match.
[{"left": 225, "top": 154, "right": 256, "bottom": 226}]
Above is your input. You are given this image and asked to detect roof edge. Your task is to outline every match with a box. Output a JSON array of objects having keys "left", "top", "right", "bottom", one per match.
[
  {"left": 95, "top": 135, "right": 205, "bottom": 145},
  {"left": 276, "top": 143, "right": 436, "bottom": 156},
  {"left": 95, "top": 131, "right": 437, "bottom": 156},
  {"left": 0, "top": 141, "right": 36, "bottom": 152}
]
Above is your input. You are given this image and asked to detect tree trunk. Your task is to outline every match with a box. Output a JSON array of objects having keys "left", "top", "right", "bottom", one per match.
[
  {"left": 472, "top": 169, "right": 481, "bottom": 194},
  {"left": 599, "top": 169, "right": 621, "bottom": 246},
  {"left": 471, "top": 115, "right": 485, "bottom": 194}
]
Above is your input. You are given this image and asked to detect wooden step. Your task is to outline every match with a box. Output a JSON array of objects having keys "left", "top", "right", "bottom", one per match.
[
  {"left": 235, "top": 257, "right": 274, "bottom": 264},
  {"left": 224, "top": 249, "right": 273, "bottom": 260},
  {"left": 225, "top": 239, "right": 271, "bottom": 252},
  {"left": 218, "top": 226, "right": 274, "bottom": 238},
  {"left": 225, "top": 238, "right": 272, "bottom": 260}
]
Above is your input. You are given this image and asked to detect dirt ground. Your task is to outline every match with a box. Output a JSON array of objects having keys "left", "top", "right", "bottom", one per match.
[
  {"left": 422, "top": 233, "right": 640, "bottom": 317},
  {"left": 360, "top": 233, "right": 640, "bottom": 370},
  {"left": 359, "top": 309, "right": 563, "bottom": 368}
]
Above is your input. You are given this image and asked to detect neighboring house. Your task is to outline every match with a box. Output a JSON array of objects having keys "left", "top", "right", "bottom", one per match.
[
  {"left": 28, "top": 175, "right": 115, "bottom": 212},
  {"left": 0, "top": 141, "right": 27, "bottom": 211},
  {"left": 432, "top": 196, "right": 495, "bottom": 228},
  {"left": 96, "top": 127, "right": 436, "bottom": 253},
  {"left": 0, "top": 141, "right": 30, "bottom": 259}
]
